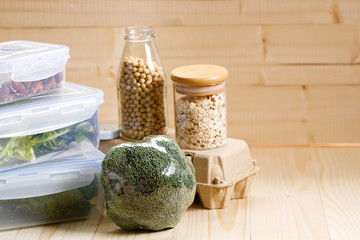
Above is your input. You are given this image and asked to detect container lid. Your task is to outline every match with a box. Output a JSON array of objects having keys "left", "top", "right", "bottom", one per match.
[
  {"left": 170, "top": 64, "right": 228, "bottom": 86},
  {"left": 0, "top": 149, "right": 105, "bottom": 200},
  {"left": 0, "top": 82, "right": 104, "bottom": 138},
  {"left": 99, "top": 124, "right": 119, "bottom": 140},
  {"left": 0, "top": 40, "right": 70, "bottom": 82}
]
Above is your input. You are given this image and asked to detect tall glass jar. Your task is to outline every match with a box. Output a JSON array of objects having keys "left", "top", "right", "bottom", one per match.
[
  {"left": 117, "top": 26, "right": 167, "bottom": 140},
  {"left": 171, "top": 64, "right": 228, "bottom": 150}
]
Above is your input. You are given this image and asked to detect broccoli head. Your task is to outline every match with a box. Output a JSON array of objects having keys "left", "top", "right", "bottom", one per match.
[{"left": 101, "top": 135, "right": 196, "bottom": 231}]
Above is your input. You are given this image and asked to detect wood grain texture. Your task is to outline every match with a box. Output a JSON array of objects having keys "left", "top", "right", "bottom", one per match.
[
  {"left": 1, "top": 1, "right": 360, "bottom": 144},
  {"left": 313, "top": 148, "right": 360, "bottom": 240},
  {"left": 0, "top": 25, "right": 360, "bottom": 144},
  {"left": 1, "top": 26, "right": 358, "bottom": 67},
  {"left": 1, "top": 147, "right": 359, "bottom": 240},
  {"left": 1, "top": 26, "right": 360, "bottom": 144},
  {"left": 156, "top": 25, "right": 360, "bottom": 64},
  {"left": 3, "top": 27, "right": 360, "bottom": 86},
  {"left": 1, "top": 2, "right": 359, "bottom": 240},
  {"left": 92, "top": 200, "right": 249, "bottom": 240},
  {"left": 14, "top": 217, "right": 101, "bottom": 240},
  {"left": 305, "top": 86, "right": 360, "bottom": 143},
  {"left": 1, "top": 0, "right": 359, "bottom": 27},
  {"left": 262, "top": 25, "right": 359, "bottom": 64},
  {"left": 336, "top": 0, "right": 360, "bottom": 24},
  {"left": 0, "top": 229, "right": 19, "bottom": 240},
  {"left": 250, "top": 148, "right": 330, "bottom": 240},
  {"left": 227, "top": 85, "right": 360, "bottom": 144}
]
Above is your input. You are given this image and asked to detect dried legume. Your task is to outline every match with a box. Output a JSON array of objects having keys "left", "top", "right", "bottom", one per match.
[
  {"left": 118, "top": 56, "right": 166, "bottom": 140},
  {"left": 175, "top": 91, "right": 226, "bottom": 149}
]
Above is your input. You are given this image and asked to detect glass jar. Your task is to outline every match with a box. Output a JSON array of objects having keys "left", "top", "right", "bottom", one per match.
[
  {"left": 170, "top": 64, "right": 228, "bottom": 150},
  {"left": 117, "top": 26, "right": 168, "bottom": 140}
]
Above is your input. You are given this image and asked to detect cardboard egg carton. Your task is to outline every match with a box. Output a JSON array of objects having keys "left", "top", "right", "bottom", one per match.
[{"left": 183, "top": 138, "right": 259, "bottom": 209}]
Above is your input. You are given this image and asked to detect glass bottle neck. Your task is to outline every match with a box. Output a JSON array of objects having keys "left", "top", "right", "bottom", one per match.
[{"left": 125, "top": 25, "right": 154, "bottom": 42}]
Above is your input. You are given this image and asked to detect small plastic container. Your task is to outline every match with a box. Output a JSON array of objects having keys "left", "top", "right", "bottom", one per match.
[
  {"left": 0, "top": 149, "right": 105, "bottom": 230},
  {"left": 0, "top": 40, "right": 69, "bottom": 105},
  {"left": 170, "top": 64, "right": 228, "bottom": 150},
  {"left": 117, "top": 25, "right": 168, "bottom": 140},
  {"left": 0, "top": 82, "right": 103, "bottom": 171}
]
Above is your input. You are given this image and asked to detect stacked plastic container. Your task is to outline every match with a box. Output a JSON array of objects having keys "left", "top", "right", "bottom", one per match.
[{"left": 0, "top": 40, "right": 105, "bottom": 229}]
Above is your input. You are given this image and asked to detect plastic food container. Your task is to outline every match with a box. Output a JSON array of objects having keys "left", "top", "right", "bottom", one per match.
[
  {"left": 0, "top": 82, "right": 104, "bottom": 171},
  {"left": 170, "top": 64, "right": 228, "bottom": 150},
  {"left": 0, "top": 149, "right": 105, "bottom": 230},
  {"left": 0, "top": 40, "right": 69, "bottom": 104}
]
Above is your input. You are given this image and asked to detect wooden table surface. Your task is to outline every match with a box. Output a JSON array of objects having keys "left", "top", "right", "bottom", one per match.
[{"left": 1, "top": 145, "right": 359, "bottom": 240}]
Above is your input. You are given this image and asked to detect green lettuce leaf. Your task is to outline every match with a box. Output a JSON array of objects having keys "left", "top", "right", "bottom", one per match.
[
  {"left": 31, "top": 126, "right": 73, "bottom": 155},
  {"left": 73, "top": 121, "right": 95, "bottom": 142},
  {"left": 0, "top": 117, "right": 97, "bottom": 167},
  {"left": 0, "top": 137, "right": 35, "bottom": 164}
]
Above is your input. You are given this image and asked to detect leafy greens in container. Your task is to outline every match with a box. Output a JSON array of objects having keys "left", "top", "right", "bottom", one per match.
[
  {"left": 0, "top": 82, "right": 104, "bottom": 171},
  {"left": 0, "top": 149, "right": 105, "bottom": 230},
  {"left": 0, "top": 114, "right": 97, "bottom": 165}
]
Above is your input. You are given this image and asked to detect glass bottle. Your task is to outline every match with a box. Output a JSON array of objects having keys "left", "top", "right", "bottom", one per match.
[
  {"left": 117, "top": 26, "right": 168, "bottom": 140},
  {"left": 170, "top": 64, "right": 228, "bottom": 150}
]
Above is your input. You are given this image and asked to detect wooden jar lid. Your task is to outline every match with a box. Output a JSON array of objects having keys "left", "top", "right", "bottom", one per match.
[{"left": 170, "top": 64, "right": 228, "bottom": 86}]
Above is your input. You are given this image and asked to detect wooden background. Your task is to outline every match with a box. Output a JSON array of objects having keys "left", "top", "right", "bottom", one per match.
[{"left": 1, "top": 0, "right": 360, "bottom": 145}]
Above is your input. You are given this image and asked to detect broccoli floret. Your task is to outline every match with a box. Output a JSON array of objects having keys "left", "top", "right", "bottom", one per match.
[
  {"left": 80, "top": 174, "right": 100, "bottom": 202},
  {"left": 101, "top": 135, "right": 196, "bottom": 231},
  {"left": 0, "top": 175, "right": 99, "bottom": 220}
]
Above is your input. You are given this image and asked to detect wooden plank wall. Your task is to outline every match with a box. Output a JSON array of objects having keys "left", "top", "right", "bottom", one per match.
[{"left": 1, "top": 0, "right": 359, "bottom": 144}]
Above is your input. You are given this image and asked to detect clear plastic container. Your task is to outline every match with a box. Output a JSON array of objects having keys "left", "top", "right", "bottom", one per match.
[
  {"left": 0, "top": 82, "right": 104, "bottom": 171},
  {"left": 170, "top": 64, "right": 228, "bottom": 150},
  {"left": 0, "top": 149, "right": 105, "bottom": 230},
  {"left": 117, "top": 25, "right": 167, "bottom": 140},
  {"left": 0, "top": 40, "right": 69, "bottom": 104}
]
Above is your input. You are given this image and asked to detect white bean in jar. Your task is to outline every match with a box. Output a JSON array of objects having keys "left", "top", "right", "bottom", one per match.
[
  {"left": 175, "top": 91, "right": 227, "bottom": 150},
  {"left": 171, "top": 64, "right": 228, "bottom": 150}
]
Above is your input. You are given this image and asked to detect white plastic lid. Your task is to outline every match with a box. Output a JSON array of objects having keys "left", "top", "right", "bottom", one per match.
[
  {"left": 99, "top": 124, "right": 119, "bottom": 140},
  {"left": 0, "top": 40, "right": 70, "bottom": 82},
  {"left": 0, "top": 149, "right": 105, "bottom": 200},
  {"left": 0, "top": 82, "right": 104, "bottom": 138}
]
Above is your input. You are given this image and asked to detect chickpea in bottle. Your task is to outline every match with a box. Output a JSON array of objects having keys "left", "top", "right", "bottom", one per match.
[{"left": 117, "top": 26, "right": 168, "bottom": 140}]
